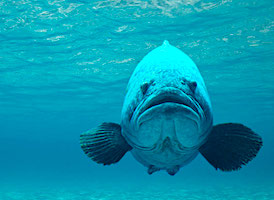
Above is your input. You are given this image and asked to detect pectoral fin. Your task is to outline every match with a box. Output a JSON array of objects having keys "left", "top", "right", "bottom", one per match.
[
  {"left": 80, "top": 122, "right": 132, "bottom": 165},
  {"left": 199, "top": 123, "right": 263, "bottom": 171}
]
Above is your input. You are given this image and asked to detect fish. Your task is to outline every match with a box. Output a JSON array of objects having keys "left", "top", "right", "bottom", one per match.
[{"left": 80, "top": 40, "right": 263, "bottom": 175}]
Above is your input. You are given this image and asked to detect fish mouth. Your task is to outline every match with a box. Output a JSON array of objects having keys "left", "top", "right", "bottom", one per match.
[
  {"left": 126, "top": 88, "right": 204, "bottom": 152},
  {"left": 137, "top": 91, "right": 200, "bottom": 120}
]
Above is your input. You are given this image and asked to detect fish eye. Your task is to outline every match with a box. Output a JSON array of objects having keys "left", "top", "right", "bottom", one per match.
[
  {"left": 188, "top": 81, "right": 197, "bottom": 92},
  {"left": 141, "top": 82, "right": 149, "bottom": 95}
]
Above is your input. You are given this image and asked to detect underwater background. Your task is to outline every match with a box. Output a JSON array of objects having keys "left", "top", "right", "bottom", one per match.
[{"left": 0, "top": 0, "right": 273, "bottom": 199}]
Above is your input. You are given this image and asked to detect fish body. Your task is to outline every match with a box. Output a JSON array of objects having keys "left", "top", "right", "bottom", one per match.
[
  {"left": 80, "top": 41, "right": 262, "bottom": 175},
  {"left": 120, "top": 41, "right": 212, "bottom": 174}
]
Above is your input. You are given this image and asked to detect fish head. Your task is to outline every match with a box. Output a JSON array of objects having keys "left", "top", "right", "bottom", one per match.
[{"left": 121, "top": 41, "right": 213, "bottom": 155}]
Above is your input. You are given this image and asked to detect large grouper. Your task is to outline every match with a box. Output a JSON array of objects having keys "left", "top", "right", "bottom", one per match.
[{"left": 80, "top": 41, "right": 263, "bottom": 175}]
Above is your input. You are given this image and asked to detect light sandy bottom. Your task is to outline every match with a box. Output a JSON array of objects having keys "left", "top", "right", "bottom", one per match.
[{"left": 0, "top": 183, "right": 273, "bottom": 200}]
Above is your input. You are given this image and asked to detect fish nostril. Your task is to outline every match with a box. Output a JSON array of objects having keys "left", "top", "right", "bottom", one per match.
[
  {"left": 141, "top": 82, "right": 149, "bottom": 95},
  {"left": 181, "top": 77, "right": 187, "bottom": 85}
]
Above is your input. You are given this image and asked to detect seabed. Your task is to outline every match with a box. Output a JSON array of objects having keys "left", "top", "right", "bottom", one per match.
[{"left": 0, "top": 182, "right": 273, "bottom": 200}]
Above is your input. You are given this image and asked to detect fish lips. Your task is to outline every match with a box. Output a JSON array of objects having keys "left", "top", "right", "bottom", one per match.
[{"left": 135, "top": 91, "right": 202, "bottom": 127}]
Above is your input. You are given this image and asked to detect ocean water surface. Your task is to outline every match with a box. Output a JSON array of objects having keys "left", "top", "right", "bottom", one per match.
[{"left": 0, "top": 0, "right": 273, "bottom": 199}]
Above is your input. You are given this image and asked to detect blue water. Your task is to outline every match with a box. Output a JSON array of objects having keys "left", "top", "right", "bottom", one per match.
[{"left": 0, "top": 0, "right": 273, "bottom": 199}]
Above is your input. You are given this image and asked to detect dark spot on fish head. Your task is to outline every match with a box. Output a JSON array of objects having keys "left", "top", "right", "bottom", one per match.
[
  {"left": 181, "top": 78, "right": 197, "bottom": 93},
  {"left": 140, "top": 80, "right": 155, "bottom": 95},
  {"left": 188, "top": 81, "right": 197, "bottom": 93},
  {"left": 141, "top": 83, "right": 149, "bottom": 95}
]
